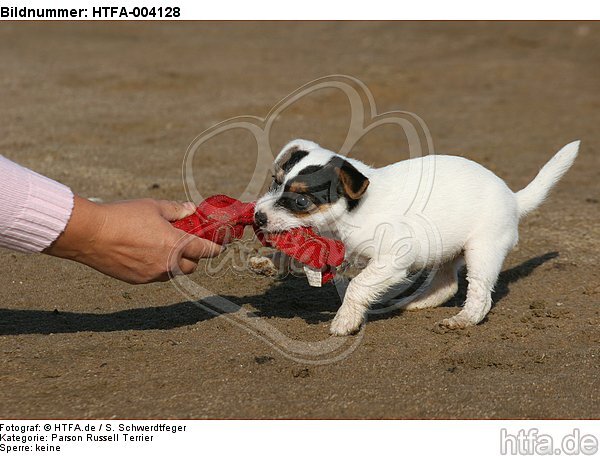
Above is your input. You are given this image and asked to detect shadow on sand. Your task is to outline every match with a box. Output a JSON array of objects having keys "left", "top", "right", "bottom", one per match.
[{"left": 0, "top": 252, "right": 558, "bottom": 335}]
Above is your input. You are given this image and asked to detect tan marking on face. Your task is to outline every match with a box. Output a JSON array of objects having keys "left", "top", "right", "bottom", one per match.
[
  {"left": 275, "top": 169, "right": 285, "bottom": 184},
  {"left": 289, "top": 181, "right": 308, "bottom": 193},
  {"left": 294, "top": 201, "right": 332, "bottom": 218}
]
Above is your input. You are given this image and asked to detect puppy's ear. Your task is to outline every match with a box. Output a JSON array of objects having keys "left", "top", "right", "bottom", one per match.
[{"left": 334, "top": 159, "right": 370, "bottom": 200}]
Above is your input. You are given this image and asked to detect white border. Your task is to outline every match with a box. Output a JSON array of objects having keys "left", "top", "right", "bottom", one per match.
[
  {"left": 1, "top": 420, "right": 599, "bottom": 456},
  {"left": 0, "top": 0, "right": 599, "bottom": 20}
]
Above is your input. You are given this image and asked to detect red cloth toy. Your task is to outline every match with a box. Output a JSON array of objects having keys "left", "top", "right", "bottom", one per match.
[{"left": 171, "top": 195, "right": 345, "bottom": 285}]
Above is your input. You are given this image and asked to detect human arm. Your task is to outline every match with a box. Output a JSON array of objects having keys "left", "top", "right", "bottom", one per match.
[{"left": 0, "top": 155, "right": 221, "bottom": 283}]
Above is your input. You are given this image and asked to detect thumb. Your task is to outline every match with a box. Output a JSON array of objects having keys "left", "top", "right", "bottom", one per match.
[{"left": 157, "top": 200, "right": 197, "bottom": 222}]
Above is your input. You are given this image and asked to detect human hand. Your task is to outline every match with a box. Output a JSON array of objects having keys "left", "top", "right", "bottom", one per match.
[{"left": 45, "top": 196, "right": 222, "bottom": 284}]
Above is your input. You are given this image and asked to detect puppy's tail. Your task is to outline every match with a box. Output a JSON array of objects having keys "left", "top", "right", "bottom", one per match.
[{"left": 516, "top": 141, "right": 580, "bottom": 218}]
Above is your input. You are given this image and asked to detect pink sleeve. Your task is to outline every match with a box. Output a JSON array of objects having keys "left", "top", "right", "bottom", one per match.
[{"left": 0, "top": 155, "right": 74, "bottom": 253}]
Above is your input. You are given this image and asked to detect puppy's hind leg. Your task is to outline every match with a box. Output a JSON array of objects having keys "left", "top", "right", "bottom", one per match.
[
  {"left": 403, "top": 256, "right": 465, "bottom": 310},
  {"left": 330, "top": 259, "right": 408, "bottom": 336},
  {"left": 438, "top": 233, "right": 515, "bottom": 329}
]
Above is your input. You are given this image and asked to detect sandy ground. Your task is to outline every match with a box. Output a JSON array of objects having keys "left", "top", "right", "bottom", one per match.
[{"left": 0, "top": 22, "right": 599, "bottom": 419}]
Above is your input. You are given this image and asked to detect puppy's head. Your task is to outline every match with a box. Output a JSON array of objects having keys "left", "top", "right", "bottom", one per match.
[{"left": 254, "top": 139, "right": 369, "bottom": 233}]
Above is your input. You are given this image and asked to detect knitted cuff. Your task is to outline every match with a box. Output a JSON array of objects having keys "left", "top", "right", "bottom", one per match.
[{"left": 0, "top": 156, "right": 74, "bottom": 253}]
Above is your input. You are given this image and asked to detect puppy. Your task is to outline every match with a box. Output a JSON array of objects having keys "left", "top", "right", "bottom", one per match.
[{"left": 254, "top": 139, "right": 580, "bottom": 335}]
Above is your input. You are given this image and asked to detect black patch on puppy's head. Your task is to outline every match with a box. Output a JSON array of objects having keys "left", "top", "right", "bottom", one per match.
[
  {"left": 277, "top": 156, "right": 369, "bottom": 213},
  {"left": 273, "top": 147, "right": 309, "bottom": 185},
  {"left": 281, "top": 149, "right": 309, "bottom": 173}
]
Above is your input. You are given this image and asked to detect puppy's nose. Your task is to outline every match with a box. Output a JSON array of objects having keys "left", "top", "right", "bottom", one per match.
[{"left": 254, "top": 211, "right": 268, "bottom": 227}]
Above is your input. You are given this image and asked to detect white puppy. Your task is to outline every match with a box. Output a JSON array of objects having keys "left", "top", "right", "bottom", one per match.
[{"left": 254, "top": 139, "right": 579, "bottom": 336}]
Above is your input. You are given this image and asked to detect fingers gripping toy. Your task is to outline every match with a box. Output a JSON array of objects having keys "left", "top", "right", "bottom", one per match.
[{"left": 171, "top": 195, "right": 345, "bottom": 286}]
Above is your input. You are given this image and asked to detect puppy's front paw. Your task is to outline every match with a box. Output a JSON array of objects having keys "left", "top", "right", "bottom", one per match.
[
  {"left": 330, "top": 310, "right": 363, "bottom": 336},
  {"left": 248, "top": 255, "right": 279, "bottom": 277},
  {"left": 436, "top": 313, "right": 473, "bottom": 330}
]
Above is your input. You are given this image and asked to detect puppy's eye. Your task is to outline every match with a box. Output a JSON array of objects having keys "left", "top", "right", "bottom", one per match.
[{"left": 294, "top": 195, "right": 311, "bottom": 211}]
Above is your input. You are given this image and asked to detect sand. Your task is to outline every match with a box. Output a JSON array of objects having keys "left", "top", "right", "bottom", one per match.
[{"left": 0, "top": 22, "right": 598, "bottom": 418}]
